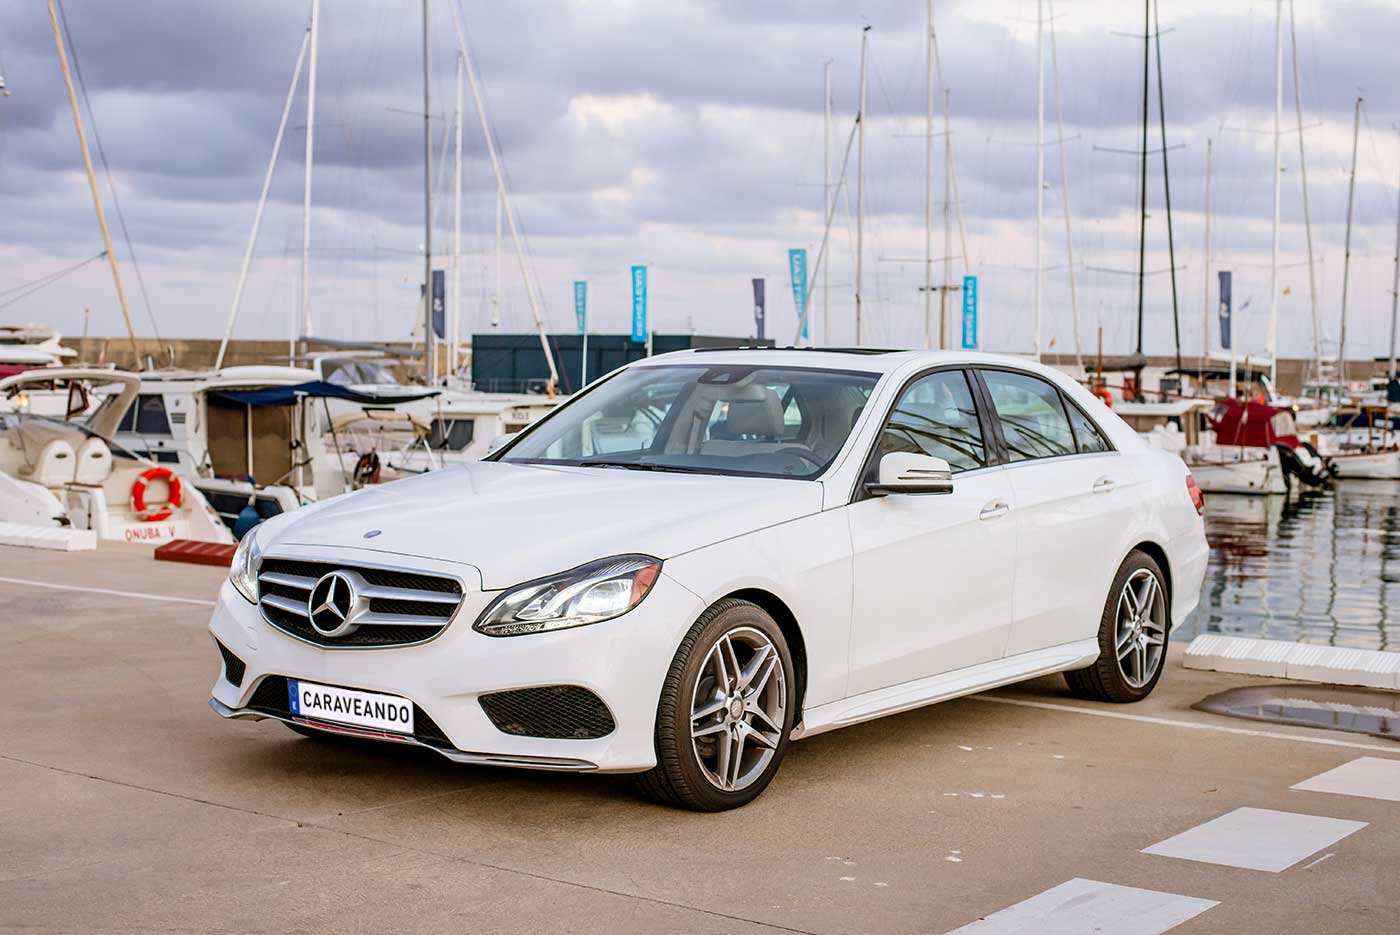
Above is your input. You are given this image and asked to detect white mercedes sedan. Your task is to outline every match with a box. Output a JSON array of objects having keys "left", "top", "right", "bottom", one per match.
[{"left": 209, "top": 349, "right": 1208, "bottom": 810}]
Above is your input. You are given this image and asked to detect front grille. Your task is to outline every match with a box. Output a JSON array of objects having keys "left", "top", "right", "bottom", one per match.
[
  {"left": 256, "top": 557, "right": 463, "bottom": 648},
  {"left": 215, "top": 639, "right": 246, "bottom": 687},
  {"left": 479, "top": 686, "right": 616, "bottom": 740},
  {"left": 247, "top": 675, "right": 452, "bottom": 747}
]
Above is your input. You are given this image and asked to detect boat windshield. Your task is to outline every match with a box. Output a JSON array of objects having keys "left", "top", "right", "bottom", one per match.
[
  {"left": 497, "top": 364, "right": 880, "bottom": 479},
  {"left": 2, "top": 410, "right": 146, "bottom": 464}
]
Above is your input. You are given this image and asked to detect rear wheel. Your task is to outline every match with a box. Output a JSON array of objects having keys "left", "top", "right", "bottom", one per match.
[
  {"left": 1065, "top": 551, "right": 1169, "bottom": 703},
  {"left": 636, "top": 599, "right": 795, "bottom": 811}
]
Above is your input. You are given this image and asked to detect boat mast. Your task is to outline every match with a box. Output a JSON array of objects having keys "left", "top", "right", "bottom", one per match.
[
  {"left": 421, "top": 0, "right": 436, "bottom": 384},
  {"left": 298, "top": 0, "right": 319, "bottom": 358},
  {"left": 918, "top": 0, "right": 929, "bottom": 348},
  {"left": 1134, "top": 0, "right": 1149, "bottom": 367},
  {"left": 46, "top": 0, "right": 139, "bottom": 363},
  {"left": 855, "top": 27, "right": 869, "bottom": 345},
  {"left": 1288, "top": 0, "right": 1322, "bottom": 385},
  {"left": 1047, "top": 0, "right": 1081, "bottom": 369},
  {"left": 1337, "top": 95, "right": 1361, "bottom": 380},
  {"left": 492, "top": 191, "right": 502, "bottom": 327},
  {"left": 1389, "top": 140, "right": 1400, "bottom": 380},
  {"left": 1034, "top": 0, "right": 1044, "bottom": 362},
  {"left": 450, "top": 50, "right": 463, "bottom": 376},
  {"left": 941, "top": 87, "right": 952, "bottom": 350},
  {"left": 1201, "top": 138, "right": 1212, "bottom": 370},
  {"left": 448, "top": 8, "right": 559, "bottom": 386},
  {"left": 823, "top": 60, "right": 832, "bottom": 346},
  {"left": 1153, "top": 0, "right": 1182, "bottom": 373},
  {"left": 1267, "top": 0, "right": 1282, "bottom": 386},
  {"left": 217, "top": 26, "right": 310, "bottom": 372}
]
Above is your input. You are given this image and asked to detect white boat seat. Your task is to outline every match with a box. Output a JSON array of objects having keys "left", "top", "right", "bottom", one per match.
[
  {"left": 73, "top": 436, "right": 114, "bottom": 485},
  {"left": 17, "top": 438, "right": 77, "bottom": 487}
]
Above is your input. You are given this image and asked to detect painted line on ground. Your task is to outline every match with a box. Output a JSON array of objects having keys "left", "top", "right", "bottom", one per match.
[
  {"left": 0, "top": 575, "right": 216, "bottom": 607},
  {"left": 1141, "top": 807, "right": 1367, "bottom": 873},
  {"left": 972, "top": 694, "right": 1400, "bottom": 754},
  {"left": 1292, "top": 756, "right": 1400, "bottom": 803},
  {"left": 939, "top": 877, "right": 1216, "bottom": 935}
]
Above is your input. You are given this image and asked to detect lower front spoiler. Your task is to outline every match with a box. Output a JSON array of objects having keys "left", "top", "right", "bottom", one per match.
[{"left": 208, "top": 697, "right": 598, "bottom": 772}]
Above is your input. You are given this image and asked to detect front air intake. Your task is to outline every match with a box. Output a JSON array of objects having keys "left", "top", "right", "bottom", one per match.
[
  {"left": 215, "top": 639, "right": 246, "bottom": 687},
  {"left": 479, "top": 686, "right": 616, "bottom": 740}
]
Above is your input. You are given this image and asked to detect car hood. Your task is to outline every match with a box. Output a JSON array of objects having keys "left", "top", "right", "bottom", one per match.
[{"left": 273, "top": 461, "right": 824, "bottom": 589}]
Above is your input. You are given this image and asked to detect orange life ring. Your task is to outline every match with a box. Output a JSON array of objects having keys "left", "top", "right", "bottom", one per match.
[
  {"left": 131, "top": 466, "right": 182, "bottom": 522},
  {"left": 1090, "top": 385, "right": 1113, "bottom": 408}
]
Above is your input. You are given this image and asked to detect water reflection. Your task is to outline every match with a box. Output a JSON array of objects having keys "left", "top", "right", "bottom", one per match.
[{"left": 1176, "top": 481, "right": 1400, "bottom": 651}]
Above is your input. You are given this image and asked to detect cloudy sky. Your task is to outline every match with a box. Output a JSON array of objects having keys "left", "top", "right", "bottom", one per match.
[{"left": 2, "top": 0, "right": 1399, "bottom": 367}]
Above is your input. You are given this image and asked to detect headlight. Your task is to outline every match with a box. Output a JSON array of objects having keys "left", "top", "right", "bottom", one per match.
[
  {"left": 474, "top": 554, "right": 662, "bottom": 637},
  {"left": 228, "top": 527, "right": 263, "bottom": 604}
]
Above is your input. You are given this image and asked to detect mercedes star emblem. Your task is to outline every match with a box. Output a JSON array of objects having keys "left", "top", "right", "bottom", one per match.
[{"left": 307, "top": 571, "right": 364, "bottom": 638}]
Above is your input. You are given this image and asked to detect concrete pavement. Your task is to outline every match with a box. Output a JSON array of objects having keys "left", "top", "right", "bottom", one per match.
[{"left": 2, "top": 543, "right": 1398, "bottom": 934}]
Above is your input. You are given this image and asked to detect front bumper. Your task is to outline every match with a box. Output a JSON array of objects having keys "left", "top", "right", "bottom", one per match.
[{"left": 208, "top": 546, "right": 704, "bottom": 773}]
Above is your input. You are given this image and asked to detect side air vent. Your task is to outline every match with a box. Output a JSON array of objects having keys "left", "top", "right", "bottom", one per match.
[
  {"left": 479, "top": 686, "right": 617, "bottom": 740},
  {"left": 215, "top": 639, "right": 246, "bottom": 687}
]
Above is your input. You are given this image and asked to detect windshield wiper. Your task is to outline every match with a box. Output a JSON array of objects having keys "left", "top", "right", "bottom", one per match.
[{"left": 575, "top": 459, "right": 712, "bottom": 474}]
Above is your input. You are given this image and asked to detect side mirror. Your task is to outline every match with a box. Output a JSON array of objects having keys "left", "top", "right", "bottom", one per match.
[
  {"left": 486, "top": 432, "right": 518, "bottom": 455},
  {"left": 865, "top": 452, "right": 953, "bottom": 496}
]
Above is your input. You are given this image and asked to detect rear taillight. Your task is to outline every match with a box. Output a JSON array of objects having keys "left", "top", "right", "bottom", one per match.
[{"left": 1186, "top": 474, "right": 1204, "bottom": 515}]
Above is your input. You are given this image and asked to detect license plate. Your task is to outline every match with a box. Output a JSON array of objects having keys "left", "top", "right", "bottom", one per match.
[{"left": 287, "top": 679, "right": 415, "bottom": 734}]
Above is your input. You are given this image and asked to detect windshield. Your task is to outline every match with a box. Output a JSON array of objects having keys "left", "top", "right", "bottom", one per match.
[
  {"left": 324, "top": 359, "right": 399, "bottom": 387},
  {"left": 498, "top": 364, "right": 880, "bottom": 478}
]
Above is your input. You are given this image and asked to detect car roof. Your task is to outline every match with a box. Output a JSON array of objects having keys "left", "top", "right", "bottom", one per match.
[{"left": 628, "top": 347, "right": 1050, "bottom": 377}]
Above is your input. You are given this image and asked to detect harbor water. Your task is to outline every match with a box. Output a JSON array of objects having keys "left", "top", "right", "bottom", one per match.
[{"left": 1177, "top": 481, "right": 1400, "bottom": 651}]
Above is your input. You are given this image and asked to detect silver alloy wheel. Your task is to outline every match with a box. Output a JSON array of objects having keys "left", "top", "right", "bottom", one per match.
[
  {"left": 1114, "top": 567, "right": 1167, "bottom": 689},
  {"left": 689, "top": 626, "right": 786, "bottom": 792}
]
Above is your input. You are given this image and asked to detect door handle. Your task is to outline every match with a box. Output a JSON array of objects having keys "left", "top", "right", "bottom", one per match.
[
  {"left": 1092, "top": 476, "right": 1117, "bottom": 493},
  {"left": 979, "top": 500, "right": 1010, "bottom": 520}
]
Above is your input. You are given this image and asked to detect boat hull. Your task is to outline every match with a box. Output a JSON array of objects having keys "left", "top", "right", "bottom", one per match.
[{"left": 1184, "top": 447, "right": 1288, "bottom": 495}]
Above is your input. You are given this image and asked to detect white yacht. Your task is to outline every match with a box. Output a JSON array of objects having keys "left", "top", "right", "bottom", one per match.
[{"left": 0, "top": 368, "right": 232, "bottom": 546}]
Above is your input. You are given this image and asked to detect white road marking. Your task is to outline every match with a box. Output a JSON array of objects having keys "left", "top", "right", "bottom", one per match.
[
  {"left": 0, "top": 575, "right": 216, "bottom": 607},
  {"left": 1292, "top": 757, "right": 1400, "bottom": 803},
  {"left": 1300, "top": 853, "right": 1335, "bottom": 870},
  {"left": 973, "top": 694, "right": 1400, "bottom": 754},
  {"left": 940, "top": 877, "right": 1216, "bottom": 934},
  {"left": 1142, "top": 807, "right": 1367, "bottom": 873}
]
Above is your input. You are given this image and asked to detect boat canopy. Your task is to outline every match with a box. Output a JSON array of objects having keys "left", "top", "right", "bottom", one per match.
[{"left": 208, "top": 381, "right": 439, "bottom": 408}]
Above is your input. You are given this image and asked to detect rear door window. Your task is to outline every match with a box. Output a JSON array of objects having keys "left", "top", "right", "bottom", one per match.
[
  {"left": 1064, "top": 399, "right": 1112, "bottom": 453},
  {"left": 980, "top": 370, "right": 1075, "bottom": 462}
]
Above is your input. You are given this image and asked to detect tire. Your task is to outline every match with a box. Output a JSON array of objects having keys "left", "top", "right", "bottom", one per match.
[
  {"left": 635, "top": 599, "right": 796, "bottom": 811},
  {"left": 1064, "top": 551, "right": 1170, "bottom": 703}
]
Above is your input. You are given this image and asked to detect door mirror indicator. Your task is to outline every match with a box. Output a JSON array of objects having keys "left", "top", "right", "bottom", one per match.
[{"left": 866, "top": 453, "right": 954, "bottom": 496}]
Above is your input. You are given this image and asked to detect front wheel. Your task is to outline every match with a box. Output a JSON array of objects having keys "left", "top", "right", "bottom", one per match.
[
  {"left": 1064, "top": 551, "right": 1169, "bottom": 703},
  {"left": 636, "top": 599, "right": 795, "bottom": 811}
]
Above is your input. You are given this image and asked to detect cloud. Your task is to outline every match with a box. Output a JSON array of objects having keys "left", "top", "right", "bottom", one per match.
[{"left": 1, "top": 0, "right": 1398, "bottom": 362}]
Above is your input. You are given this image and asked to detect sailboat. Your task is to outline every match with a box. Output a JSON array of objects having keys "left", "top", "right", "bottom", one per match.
[{"left": 1307, "top": 98, "right": 1400, "bottom": 480}]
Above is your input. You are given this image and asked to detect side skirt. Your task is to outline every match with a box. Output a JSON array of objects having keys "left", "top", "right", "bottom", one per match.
[{"left": 792, "top": 639, "right": 1100, "bottom": 740}]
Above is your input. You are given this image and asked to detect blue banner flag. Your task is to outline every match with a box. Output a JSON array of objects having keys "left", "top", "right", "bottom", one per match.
[
  {"left": 752, "top": 278, "right": 766, "bottom": 340},
  {"left": 788, "top": 248, "right": 809, "bottom": 339},
  {"left": 961, "top": 275, "right": 978, "bottom": 349},
  {"left": 422, "top": 269, "right": 446, "bottom": 339},
  {"left": 630, "top": 265, "right": 648, "bottom": 343},
  {"left": 1218, "top": 270, "right": 1232, "bottom": 351},
  {"left": 573, "top": 281, "right": 587, "bottom": 335}
]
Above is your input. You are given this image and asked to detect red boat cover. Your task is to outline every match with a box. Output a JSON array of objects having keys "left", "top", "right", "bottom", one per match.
[{"left": 1207, "top": 398, "right": 1300, "bottom": 449}]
